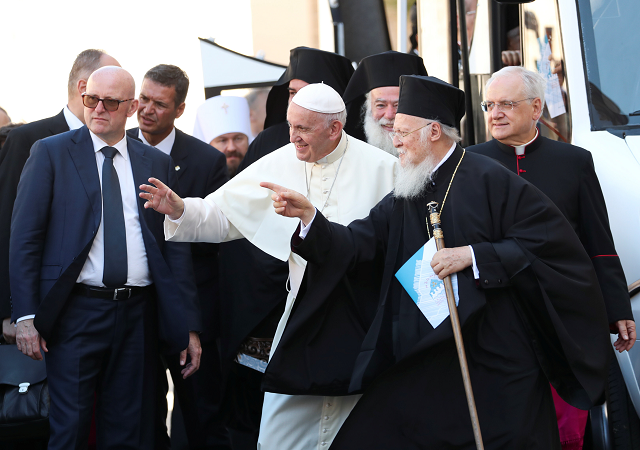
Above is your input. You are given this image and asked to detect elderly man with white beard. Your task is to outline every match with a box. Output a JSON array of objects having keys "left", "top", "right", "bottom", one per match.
[
  {"left": 261, "top": 75, "right": 611, "bottom": 449},
  {"left": 343, "top": 51, "right": 427, "bottom": 155},
  {"left": 139, "top": 83, "right": 398, "bottom": 450}
]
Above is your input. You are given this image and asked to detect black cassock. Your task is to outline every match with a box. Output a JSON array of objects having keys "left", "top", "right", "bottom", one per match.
[
  {"left": 267, "top": 146, "right": 610, "bottom": 449},
  {"left": 468, "top": 135, "right": 632, "bottom": 324}
]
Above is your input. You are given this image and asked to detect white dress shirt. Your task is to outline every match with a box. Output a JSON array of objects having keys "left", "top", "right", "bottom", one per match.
[
  {"left": 138, "top": 127, "right": 176, "bottom": 155},
  {"left": 76, "top": 131, "right": 152, "bottom": 287},
  {"left": 63, "top": 105, "right": 84, "bottom": 130}
]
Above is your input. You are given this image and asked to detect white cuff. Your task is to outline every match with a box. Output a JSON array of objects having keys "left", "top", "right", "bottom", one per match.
[
  {"left": 167, "top": 203, "right": 186, "bottom": 224},
  {"left": 469, "top": 245, "right": 479, "bottom": 279},
  {"left": 17, "top": 315, "right": 35, "bottom": 323},
  {"left": 299, "top": 209, "right": 318, "bottom": 239}
]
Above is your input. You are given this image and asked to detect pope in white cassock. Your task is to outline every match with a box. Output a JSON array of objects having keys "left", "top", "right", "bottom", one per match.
[{"left": 140, "top": 83, "right": 399, "bottom": 449}]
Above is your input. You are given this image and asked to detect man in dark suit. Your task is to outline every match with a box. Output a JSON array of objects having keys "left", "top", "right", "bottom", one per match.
[
  {"left": 11, "top": 66, "right": 200, "bottom": 450},
  {"left": 127, "top": 64, "right": 231, "bottom": 450},
  {"left": 0, "top": 49, "right": 120, "bottom": 343}
]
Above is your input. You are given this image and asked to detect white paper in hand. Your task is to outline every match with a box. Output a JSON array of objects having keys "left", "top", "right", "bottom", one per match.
[{"left": 415, "top": 238, "right": 459, "bottom": 329}]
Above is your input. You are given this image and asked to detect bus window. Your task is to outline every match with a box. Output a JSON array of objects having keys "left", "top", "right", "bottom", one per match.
[
  {"left": 576, "top": 0, "right": 640, "bottom": 131},
  {"left": 521, "top": 0, "right": 572, "bottom": 143}
]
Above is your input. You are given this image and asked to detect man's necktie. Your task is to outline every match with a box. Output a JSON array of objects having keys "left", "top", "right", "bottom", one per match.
[{"left": 101, "top": 146, "right": 128, "bottom": 287}]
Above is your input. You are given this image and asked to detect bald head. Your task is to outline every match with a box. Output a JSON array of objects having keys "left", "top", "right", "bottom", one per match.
[
  {"left": 84, "top": 66, "right": 138, "bottom": 146},
  {"left": 88, "top": 66, "right": 136, "bottom": 96}
]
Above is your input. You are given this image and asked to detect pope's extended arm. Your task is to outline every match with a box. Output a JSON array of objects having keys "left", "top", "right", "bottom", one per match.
[
  {"left": 140, "top": 177, "right": 235, "bottom": 243},
  {"left": 140, "top": 177, "right": 185, "bottom": 220}
]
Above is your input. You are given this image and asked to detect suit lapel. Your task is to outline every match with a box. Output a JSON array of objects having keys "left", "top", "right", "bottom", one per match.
[
  {"left": 169, "top": 129, "right": 189, "bottom": 182},
  {"left": 68, "top": 127, "right": 101, "bottom": 229},
  {"left": 126, "top": 127, "right": 141, "bottom": 143},
  {"left": 127, "top": 138, "right": 153, "bottom": 217}
]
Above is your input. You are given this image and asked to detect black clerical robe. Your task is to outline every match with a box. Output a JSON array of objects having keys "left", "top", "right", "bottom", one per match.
[
  {"left": 468, "top": 135, "right": 632, "bottom": 325},
  {"left": 279, "top": 146, "right": 610, "bottom": 448}
]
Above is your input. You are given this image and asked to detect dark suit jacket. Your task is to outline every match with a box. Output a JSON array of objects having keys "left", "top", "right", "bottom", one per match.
[
  {"left": 9, "top": 126, "right": 198, "bottom": 354},
  {"left": 127, "top": 127, "right": 229, "bottom": 342},
  {"left": 0, "top": 110, "right": 69, "bottom": 319}
]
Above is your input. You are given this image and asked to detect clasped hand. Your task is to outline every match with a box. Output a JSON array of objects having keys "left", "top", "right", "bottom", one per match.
[{"left": 430, "top": 247, "right": 472, "bottom": 280}]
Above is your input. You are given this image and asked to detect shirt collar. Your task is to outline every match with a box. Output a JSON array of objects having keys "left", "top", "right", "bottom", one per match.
[
  {"left": 138, "top": 127, "right": 176, "bottom": 155},
  {"left": 314, "top": 131, "right": 347, "bottom": 165},
  {"left": 63, "top": 105, "right": 84, "bottom": 130},
  {"left": 431, "top": 141, "right": 457, "bottom": 174},
  {"left": 90, "top": 130, "right": 129, "bottom": 161},
  {"left": 513, "top": 128, "right": 539, "bottom": 156}
]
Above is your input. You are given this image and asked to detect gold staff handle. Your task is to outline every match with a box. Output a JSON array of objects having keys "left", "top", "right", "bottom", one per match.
[{"left": 427, "top": 201, "right": 485, "bottom": 450}]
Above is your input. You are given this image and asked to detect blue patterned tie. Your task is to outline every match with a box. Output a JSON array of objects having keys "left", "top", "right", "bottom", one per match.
[{"left": 101, "top": 146, "right": 128, "bottom": 287}]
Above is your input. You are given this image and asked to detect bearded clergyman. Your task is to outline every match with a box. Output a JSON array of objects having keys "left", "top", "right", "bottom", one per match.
[
  {"left": 261, "top": 75, "right": 611, "bottom": 449},
  {"left": 343, "top": 51, "right": 427, "bottom": 156}
]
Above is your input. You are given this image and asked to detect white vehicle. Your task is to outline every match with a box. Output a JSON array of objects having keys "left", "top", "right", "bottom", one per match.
[{"left": 416, "top": 0, "right": 640, "bottom": 447}]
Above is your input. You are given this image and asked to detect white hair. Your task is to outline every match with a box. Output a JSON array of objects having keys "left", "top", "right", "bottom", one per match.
[
  {"left": 361, "top": 92, "right": 399, "bottom": 156},
  {"left": 486, "top": 66, "right": 546, "bottom": 111},
  {"left": 419, "top": 119, "right": 462, "bottom": 145},
  {"left": 323, "top": 109, "right": 347, "bottom": 128}
]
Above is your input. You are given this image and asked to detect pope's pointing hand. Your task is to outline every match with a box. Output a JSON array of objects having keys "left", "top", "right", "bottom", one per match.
[
  {"left": 260, "top": 182, "right": 315, "bottom": 225},
  {"left": 139, "top": 177, "right": 185, "bottom": 220}
]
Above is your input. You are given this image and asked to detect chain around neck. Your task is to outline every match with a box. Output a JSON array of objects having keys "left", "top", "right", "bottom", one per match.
[
  {"left": 304, "top": 136, "right": 349, "bottom": 214},
  {"left": 427, "top": 149, "right": 466, "bottom": 239}
]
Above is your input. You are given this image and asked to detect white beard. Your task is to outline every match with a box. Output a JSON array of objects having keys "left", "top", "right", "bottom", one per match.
[
  {"left": 363, "top": 109, "right": 399, "bottom": 157},
  {"left": 393, "top": 151, "right": 438, "bottom": 199}
]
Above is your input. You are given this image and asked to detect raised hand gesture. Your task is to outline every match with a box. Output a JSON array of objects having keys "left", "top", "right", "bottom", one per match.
[
  {"left": 139, "top": 177, "right": 185, "bottom": 220},
  {"left": 260, "top": 182, "right": 315, "bottom": 225}
]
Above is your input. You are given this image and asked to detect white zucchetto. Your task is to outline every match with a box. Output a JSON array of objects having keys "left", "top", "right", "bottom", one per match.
[{"left": 291, "top": 83, "right": 345, "bottom": 114}]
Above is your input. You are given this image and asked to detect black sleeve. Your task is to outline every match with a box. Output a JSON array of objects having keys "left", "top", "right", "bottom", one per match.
[
  {"left": 576, "top": 153, "right": 632, "bottom": 323},
  {"left": 0, "top": 130, "right": 37, "bottom": 319},
  {"left": 163, "top": 157, "right": 201, "bottom": 333}
]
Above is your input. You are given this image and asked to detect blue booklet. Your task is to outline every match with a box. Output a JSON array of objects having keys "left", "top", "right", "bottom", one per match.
[{"left": 395, "top": 239, "right": 459, "bottom": 328}]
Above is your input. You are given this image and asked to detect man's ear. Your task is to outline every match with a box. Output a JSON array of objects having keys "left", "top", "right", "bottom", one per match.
[
  {"left": 77, "top": 79, "right": 87, "bottom": 97},
  {"left": 430, "top": 122, "right": 442, "bottom": 141},
  {"left": 330, "top": 119, "right": 343, "bottom": 139},
  {"left": 532, "top": 97, "right": 543, "bottom": 121},
  {"left": 175, "top": 102, "right": 186, "bottom": 119},
  {"left": 127, "top": 99, "right": 139, "bottom": 118}
]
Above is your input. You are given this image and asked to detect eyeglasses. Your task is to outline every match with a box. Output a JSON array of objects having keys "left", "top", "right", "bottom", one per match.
[
  {"left": 389, "top": 122, "right": 433, "bottom": 142},
  {"left": 480, "top": 98, "right": 534, "bottom": 112},
  {"left": 82, "top": 94, "right": 134, "bottom": 112}
]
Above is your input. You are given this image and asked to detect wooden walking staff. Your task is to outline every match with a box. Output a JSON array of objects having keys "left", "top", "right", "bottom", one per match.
[{"left": 427, "top": 201, "right": 485, "bottom": 450}]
